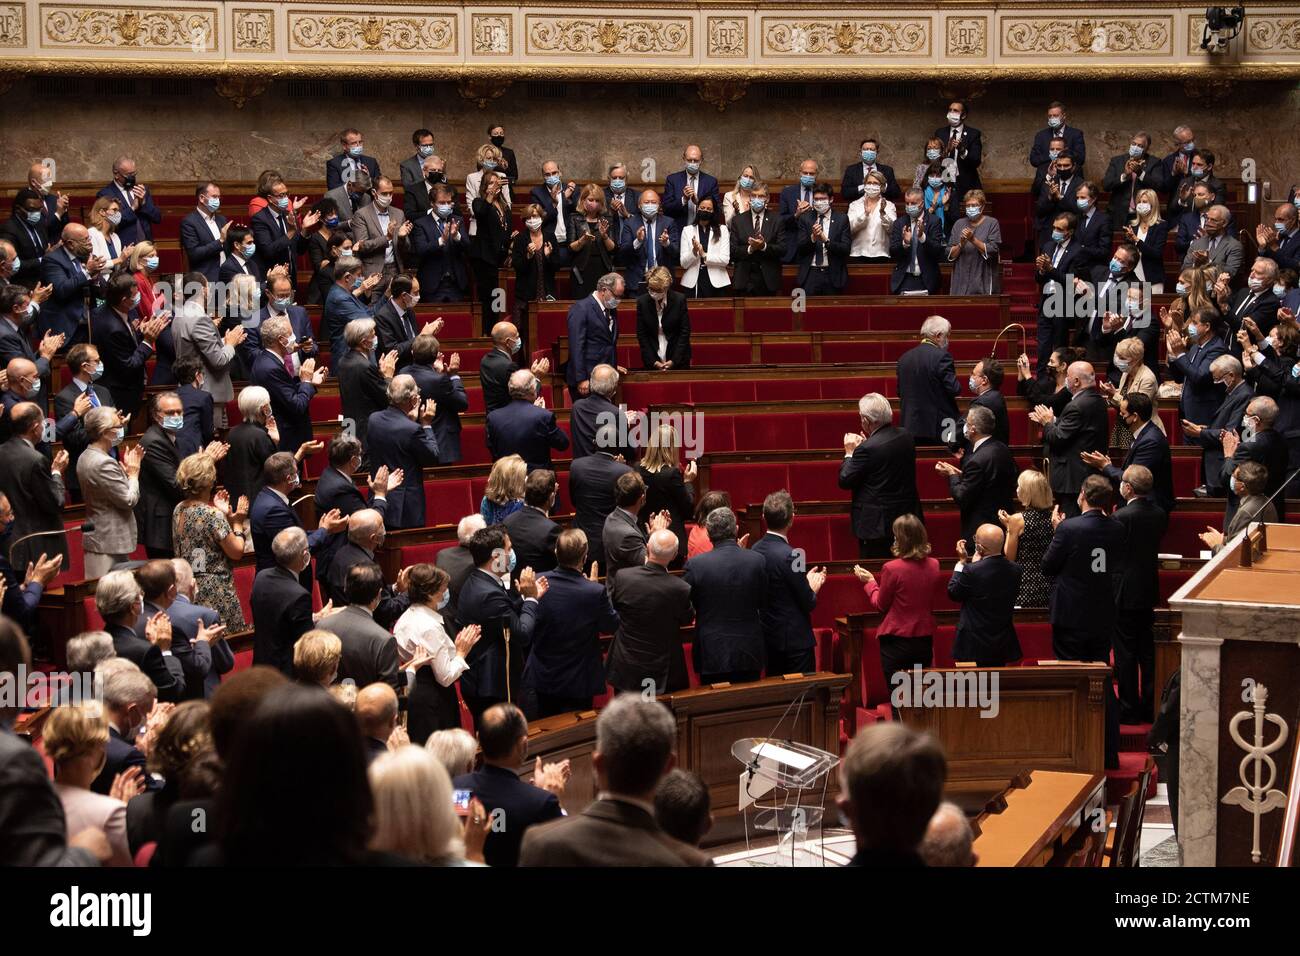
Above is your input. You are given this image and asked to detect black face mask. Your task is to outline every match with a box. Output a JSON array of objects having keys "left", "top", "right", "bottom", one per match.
[
  {"left": 122, "top": 174, "right": 137, "bottom": 189},
  {"left": 490, "top": 136, "right": 505, "bottom": 148},
  {"left": 697, "top": 211, "right": 713, "bottom": 223},
  {"left": 427, "top": 172, "right": 445, "bottom": 184}
]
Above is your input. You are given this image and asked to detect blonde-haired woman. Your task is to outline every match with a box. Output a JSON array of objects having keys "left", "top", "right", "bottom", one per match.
[
  {"left": 173, "top": 452, "right": 248, "bottom": 629},
  {"left": 479, "top": 453, "right": 526, "bottom": 523},
  {"left": 1100, "top": 335, "right": 1164, "bottom": 448},
  {"left": 722, "top": 164, "right": 759, "bottom": 225},
  {"left": 294, "top": 629, "right": 343, "bottom": 687},
  {"left": 636, "top": 422, "right": 697, "bottom": 566},
  {"left": 999, "top": 469, "right": 1054, "bottom": 608},
  {"left": 229, "top": 272, "right": 261, "bottom": 329},
  {"left": 947, "top": 189, "right": 1002, "bottom": 295},
  {"left": 465, "top": 144, "right": 511, "bottom": 235},
  {"left": 680, "top": 196, "right": 730, "bottom": 298},
  {"left": 88, "top": 196, "right": 128, "bottom": 269},
  {"left": 1123, "top": 187, "right": 1170, "bottom": 293},
  {"left": 469, "top": 169, "right": 512, "bottom": 312},
  {"left": 44, "top": 702, "right": 142, "bottom": 866},
  {"left": 568, "top": 183, "right": 617, "bottom": 299},
  {"left": 852, "top": 513, "right": 944, "bottom": 694},
  {"left": 129, "top": 240, "right": 176, "bottom": 384},
  {"left": 847, "top": 170, "right": 897, "bottom": 264},
  {"left": 426, "top": 727, "right": 478, "bottom": 780},
  {"left": 1162, "top": 265, "right": 1220, "bottom": 333},
  {"left": 369, "top": 746, "right": 485, "bottom": 865}
]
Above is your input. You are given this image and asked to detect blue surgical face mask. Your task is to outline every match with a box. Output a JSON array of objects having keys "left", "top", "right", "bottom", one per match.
[
  {"left": 799, "top": 174, "right": 815, "bottom": 188},
  {"left": 272, "top": 297, "right": 293, "bottom": 311},
  {"left": 325, "top": 216, "right": 339, "bottom": 228},
  {"left": 1109, "top": 258, "right": 1123, "bottom": 274},
  {"left": 906, "top": 205, "right": 921, "bottom": 218},
  {"left": 1076, "top": 197, "right": 1091, "bottom": 210},
  {"left": 545, "top": 173, "right": 561, "bottom": 187},
  {"left": 861, "top": 149, "right": 877, "bottom": 163},
  {"left": 510, "top": 337, "right": 521, "bottom": 354},
  {"left": 968, "top": 375, "right": 980, "bottom": 392},
  {"left": 1047, "top": 116, "right": 1062, "bottom": 128},
  {"left": 130, "top": 293, "right": 141, "bottom": 310},
  {"left": 91, "top": 361, "right": 104, "bottom": 380},
  {"left": 928, "top": 177, "right": 943, "bottom": 189},
  {"left": 1051, "top": 229, "right": 1067, "bottom": 243},
  {"left": 8, "top": 256, "right": 18, "bottom": 272},
  {"left": 1191, "top": 167, "right": 1206, "bottom": 179},
  {"left": 641, "top": 202, "right": 658, "bottom": 218},
  {"left": 162, "top": 413, "right": 184, "bottom": 431},
  {"left": 1113, "top": 356, "right": 1130, "bottom": 372},
  {"left": 1183, "top": 141, "right": 1196, "bottom": 153},
  {"left": 1187, "top": 323, "right": 1201, "bottom": 339},
  {"left": 242, "top": 243, "right": 256, "bottom": 257},
  {"left": 436, "top": 204, "right": 453, "bottom": 218},
  {"left": 206, "top": 196, "right": 220, "bottom": 213},
  {"left": 26, "top": 379, "right": 40, "bottom": 398},
  {"left": 1274, "top": 284, "right": 1287, "bottom": 297},
  {"left": 738, "top": 176, "right": 754, "bottom": 190},
  {"left": 749, "top": 197, "right": 766, "bottom": 212},
  {"left": 1175, "top": 282, "right": 1189, "bottom": 295},
  {"left": 1048, "top": 149, "right": 1061, "bottom": 161},
  {"left": 418, "top": 144, "right": 434, "bottom": 158},
  {"left": 482, "top": 160, "right": 498, "bottom": 171},
  {"left": 609, "top": 178, "right": 625, "bottom": 191},
  {"left": 351, "top": 276, "right": 362, "bottom": 290},
  {"left": 965, "top": 205, "right": 981, "bottom": 218},
  {"left": 437, "top": 589, "right": 450, "bottom": 610},
  {"left": 348, "top": 144, "right": 364, "bottom": 157},
  {"left": 926, "top": 148, "right": 941, "bottom": 162},
  {"left": 144, "top": 255, "right": 159, "bottom": 271},
  {"left": 111, "top": 426, "right": 125, "bottom": 446},
  {"left": 685, "top": 161, "right": 700, "bottom": 174},
  {"left": 275, "top": 195, "right": 289, "bottom": 210},
  {"left": 1128, "top": 144, "right": 1144, "bottom": 158},
  {"left": 24, "top": 210, "right": 42, "bottom": 225}
]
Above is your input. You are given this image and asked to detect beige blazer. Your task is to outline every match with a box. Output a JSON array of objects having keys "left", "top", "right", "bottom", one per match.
[{"left": 76, "top": 445, "right": 139, "bottom": 555}]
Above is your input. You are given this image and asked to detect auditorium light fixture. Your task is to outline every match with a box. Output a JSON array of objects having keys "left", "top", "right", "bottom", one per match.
[{"left": 1201, "top": 6, "right": 1245, "bottom": 53}]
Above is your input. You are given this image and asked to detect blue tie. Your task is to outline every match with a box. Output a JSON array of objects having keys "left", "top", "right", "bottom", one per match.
[{"left": 88, "top": 388, "right": 100, "bottom": 408}]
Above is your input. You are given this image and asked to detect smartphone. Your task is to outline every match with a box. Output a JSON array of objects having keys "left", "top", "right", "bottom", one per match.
[{"left": 453, "top": 789, "right": 473, "bottom": 817}]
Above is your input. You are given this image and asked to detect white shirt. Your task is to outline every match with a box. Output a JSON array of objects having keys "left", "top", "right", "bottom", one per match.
[
  {"left": 847, "top": 197, "right": 897, "bottom": 257},
  {"left": 654, "top": 296, "right": 668, "bottom": 361},
  {"left": 549, "top": 189, "right": 568, "bottom": 243},
  {"left": 376, "top": 209, "right": 394, "bottom": 264},
  {"left": 393, "top": 603, "right": 469, "bottom": 687},
  {"left": 971, "top": 435, "right": 990, "bottom": 455}
]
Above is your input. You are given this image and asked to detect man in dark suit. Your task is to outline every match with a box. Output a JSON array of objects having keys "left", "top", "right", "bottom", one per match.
[
  {"left": 39, "top": 225, "right": 106, "bottom": 345},
  {"left": 531, "top": 161, "right": 579, "bottom": 265},
  {"left": 1185, "top": 355, "right": 1252, "bottom": 498},
  {"left": 248, "top": 452, "right": 344, "bottom": 573},
  {"left": 684, "top": 507, "right": 767, "bottom": 684},
  {"left": 486, "top": 369, "right": 569, "bottom": 471},
  {"left": 92, "top": 274, "right": 167, "bottom": 417},
  {"left": 338, "top": 318, "right": 394, "bottom": 452},
  {"left": 454, "top": 703, "right": 565, "bottom": 865},
  {"left": 1032, "top": 360, "right": 1110, "bottom": 516},
  {"left": 316, "top": 562, "right": 402, "bottom": 692},
  {"left": 1111, "top": 466, "right": 1168, "bottom": 724},
  {"left": 402, "top": 155, "right": 441, "bottom": 221},
  {"left": 1222, "top": 396, "right": 1290, "bottom": 525},
  {"left": 132, "top": 559, "right": 219, "bottom": 703},
  {"left": 321, "top": 510, "right": 409, "bottom": 631},
  {"left": 936, "top": 100, "right": 983, "bottom": 220},
  {"left": 840, "top": 392, "right": 923, "bottom": 558},
  {"left": 1173, "top": 183, "right": 1230, "bottom": 258},
  {"left": 603, "top": 163, "right": 641, "bottom": 251},
  {"left": 842, "top": 137, "right": 902, "bottom": 202},
  {"left": 244, "top": 273, "right": 318, "bottom": 372},
  {"left": 566, "top": 275, "right": 621, "bottom": 400},
  {"left": 1168, "top": 306, "right": 1229, "bottom": 442},
  {"left": 2, "top": 190, "right": 53, "bottom": 289},
  {"left": 399, "top": 129, "right": 435, "bottom": 191},
  {"left": 97, "top": 157, "right": 161, "bottom": 244},
  {"left": 52, "top": 343, "right": 113, "bottom": 500},
  {"left": 1030, "top": 135, "right": 1069, "bottom": 203},
  {"left": 95, "top": 569, "right": 185, "bottom": 703},
  {"left": 436, "top": 514, "right": 484, "bottom": 632},
  {"left": 1028, "top": 103, "right": 1086, "bottom": 169},
  {"left": 779, "top": 160, "right": 821, "bottom": 265},
  {"left": 168, "top": 557, "right": 233, "bottom": 698},
  {"left": 0, "top": 403, "right": 69, "bottom": 570},
  {"left": 1074, "top": 245, "right": 1142, "bottom": 364},
  {"left": 519, "top": 695, "right": 709, "bottom": 867},
  {"left": 1222, "top": 261, "right": 1281, "bottom": 355},
  {"left": 569, "top": 428, "right": 633, "bottom": 574},
  {"left": 135, "top": 393, "right": 187, "bottom": 558},
  {"left": 221, "top": 386, "right": 277, "bottom": 505},
  {"left": 480, "top": 321, "right": 528, "bottom": 414},
  {"left": 729, "top": 183, "right": 786, "bottom": 295},
  {"left": 752, "top": 491, "right": 824, "bottom": 674},
  {"left": 526, "top": 530, "right": 619, "bottom": 716},
  {"left": 1161, "top": 126, "right": 1197, "bottom": 183},
  {"left": 1067, "top": 182, "right": 1112, "bottom": 274},
  {"left": 1256, "top": 202, "right": 1300, "bottom": 273},
  {"left": 619, "top": 193, "right": 679, "bottom": 295},
  {"left": 251, "top": 184, "right": 314, "bottom": 286},
  {"left": 570, "top": 364, "right": 635, "bottom": 460},
  {"left": 504, "top": 470, "right": 561, "bottom": 580},
  {"left": 248, "top": 315, "right": 325, "bottom": 455},
  {"left": 178, "top": 182, "right": 228, "bottom": 282},
  {"left": 796, "top": 184, "right": 850, "bottom": 296},
  {"left": 1084, "top": 393, "right": 1176, "bottom": 513},
  {"left": 1101, "top": 133, "right": 1167, "bottom": 226},
  {"left": 251, "top": 526, "right": 321, "bottom": 677},
  {"left": 606, "top": 529, "right": 693, "bottom": 695},
  {"left": 889, "top": 191, "right": 945, "bottom": 294},
  {"left": 90, "top": 662, "right": 160, "bottom": 795},
  {"left": 321, "top": 256, "right": 374, "bottom": 358},
  {"left": 402, "top": 334, "right": 469, "bottom": 465},
  {"left": 968, "top": 356, "right": 1010, "bottom": 446},
  {"left": 1169, "top": 149, "right": 1227, "bottom": 221},
  {"left": 365, "top": 375, "right": 441, "bottom": 529},
  {"left": 938, "top": 406, "right": 1017, "bottom": 549},
  {"left": 602, "top": 471, "right": 667, "bottom": 597},
  {"left": 325, "top": 128, "right": 381, "bottom": 190},
  {"left": 373, "top": 275, "right": 430, "bottom": 368},
  {"left": 635, "top": 273, "right": 692, "bottom": 368},
  {"left": 662, "top": 146, "right": 721, "bottom": 232},
  {"left": 897, "top": 316, "right": 960, "bottom": 448},
  {"left": 456, "top": 525, "right": 545, "bottom": 727},
  {"left": 0, "top": 496, "right": 60, "bottom": 636},
  {"left": 1034, "top": 153, "right": 1085, "bottom": 253},
  {"left": 410, "top": 188, "right": 470, "bottom": 303},
  {"left": 947, "top": 525, "right": 1023, "bottom": 666}
]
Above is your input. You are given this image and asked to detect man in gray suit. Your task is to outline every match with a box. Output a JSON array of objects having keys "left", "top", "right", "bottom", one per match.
[
  {"left": 171, "top": 273, "right": 245, "bottom": 429},
  {"left": 601, "top": 470, "right": 670, "bottom": 595},
  {"left": 317, "top": 560, "right": 403, "bottom": 692},
  {"left": 323, "top": 168, "right": 373, "bottom": 228},
  {"left": 0, "top": 402, "right": 69, "bottom": 570},
  {"left": 351, "top": 176, "right": 412, "bottom": 279},
  {"left": 1181, "top": 204, "right": 1243, "bottom": 280},
  {"left": 76, "top": 406, "right": 143, "bottom": 579}
]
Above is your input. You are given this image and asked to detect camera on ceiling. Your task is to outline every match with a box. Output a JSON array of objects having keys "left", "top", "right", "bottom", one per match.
[{"left": 1201, "top": 6, "right": 1245, "bottom": 53}]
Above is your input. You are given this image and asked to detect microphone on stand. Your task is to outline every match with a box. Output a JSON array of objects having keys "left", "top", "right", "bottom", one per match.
[{"left": 8, "top": 521, "right": 93, "bottom": 567}]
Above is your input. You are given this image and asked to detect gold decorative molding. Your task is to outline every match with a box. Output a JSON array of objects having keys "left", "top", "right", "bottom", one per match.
[
  {"left": 696, "top": 77, "right": 746, "bottom": 111},
  {"left": 288, "top": 9, "right": 455, "bottom": 54},
  {"left": 1247, "top": 16, "right": 1300, "bottom": 53},
  {"left": 456, "top": 75, "right": 509, "bottom": 108},
  {"left": 945, "top": 15, "right": 986, "bottom": 57},
  {"left": 41, "top": 4, "right": 217, "bottom": 51},
  {"left": 471, "top": 12, "right": 511, "bottom": 55},
  {"left": 231, "top": 6, "right": 271, "bottom": 52},
  {"left": 213, "top": 72, "right": 266, "bottom": 106},
  {"left": 761, "top": 17, "right": 929, "bottom": 57},
  {"left": 1001, "top": 16, "right": 1172, "bottom": 56},
  {"left": 0, "top": 3, "right": 25, "bottom": 45},
  {"left": 706, "top": 15, "right": 744, "bottom": 58},
  {"left": 525, "top": 15, "right": 690, "bottom": 56}
]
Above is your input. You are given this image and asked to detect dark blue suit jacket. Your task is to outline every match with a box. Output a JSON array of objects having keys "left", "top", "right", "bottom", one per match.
[
  {"left": 565, "top": 295, "right": 618, "bottom": 388},
  {"left": 251, "top": 206, "right": 307, "bottom": 282},
  {"left": 91, "top": 304, "right": 153, "bottom": 413},
  {"left": 452, "top": 764, "right": 562, "bottom": 867},
  {"left": 1041, "top": 510, "right": 1126, "bottom": 639},
  {"left": 249, "top": 486, "right": 329, "bottom": 571},
  {"left": 1103, "top": 421, "right": 1176, "bottom": 513},
  {"left": 1029, "top": 125, "right": 1086, "bottom": 169},
  {"left": 179, "top": 209, "right": 228, "bottom": 282},
  {"left": 96, "top": 183, "right": 161, "bottom": 244},
  {"left": 684, "top": 538, "right": 768, "bottom": 676},
  {"left": 164, "top": 595, "right": 232, "bottom": 699},
  {"left": 91, "top": 726, "right": 156, "bottom": 795},
  {"left": 456, "top": 568, "right": 539, "bottom": 701},
  {"left": 897, "top": 341, "right": 960, "bottom": 442},
  {"left": 750, "top": 533, "right": 816, "bottom": 661},
  {"left": 778, "top": 182, "right": 817, "bottom": 263},
  {"left": 485, "top": 399, "right": 569, "bottom": 471},
  {"left": 364, "top": 407, "right": 440, "bottom": 528},
  {"left": 326, "top": 153, "right": 381, "bottom": 191},
  {"left": 662, "top": 169, "right": 721, "bottom": 230},
  {"left": 409, "top": 213, "right": 470, "bottom": 300},
  {"left": 402, "top": 363, "right": 468, "bottom": 464},
  {"left": 795, "top": 210, "right": 850, "bottom": 289},
  {"left": 240, "top": 305, "right": 317, "bottom": 368},
  {"left": 888, "top": 213, "right": 945, "bottom": 294},
  {"left": 248, "top": 348, "right": 317, "bottom": 453},
  {"left": 618, "top": 215, "right": 680, "bottom": 291},
  {"left": 1169, "top": 336, "right": 1229, "bottom": 426},
  {"left": 314, "top": 466, "right": 386, "bottom": 520},
  {"left": 529, "top": 185, "right": 578, "bottom": 232},
  {"left": 1260, "top": 227, "right": 1300, "bottom": 274},
  {"left": 38, "top": 245, "right": 97, "bottom": 342},
  {"left": 526, "top": 566, "right": 620, "bottom": 699},
  {"left": 948, "top": 555, "right": 1023, "bottom": 665},
  {"left": 322, "top": 282, "right": 374, "bottom": 360},
  {"left": 177, "top": 383, "right": 213, "bottom": 458}
]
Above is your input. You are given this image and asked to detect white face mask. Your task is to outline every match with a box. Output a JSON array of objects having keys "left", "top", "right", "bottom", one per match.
[
  {"left": 525, "top": 217, "right": 543, "bottom": 231},
  {"left": 863, "top": 184, "right": 881, "bottom": 198}
]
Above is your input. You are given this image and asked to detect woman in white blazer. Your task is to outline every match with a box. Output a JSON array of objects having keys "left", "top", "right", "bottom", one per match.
[
  {"left": 846, "top": 169, "right": 897, "bottom": 263},
  {"left": 679, "top": 197, "right": 731, "bottom": 297}
]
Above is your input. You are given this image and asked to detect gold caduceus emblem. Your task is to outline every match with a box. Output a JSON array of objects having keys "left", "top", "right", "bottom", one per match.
[{"left": 1221, "top": 684, "right": 1290, "bottom": 863}]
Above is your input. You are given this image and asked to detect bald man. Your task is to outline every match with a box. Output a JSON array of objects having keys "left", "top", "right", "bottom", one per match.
[
  {"left": 485, "top": 368, "right": 569, "bottom": 471},
  {"left": 947, "top": 523, "right": 1022, "bottom": 666},
  {"left": 0, "top": 401, "right": 69, "bottom": 568},
  {"left": 39, "top": 223, "right": 108, "bottom": 344},
  {"left": 1030, "top": 360, "right": 1109, "bottom": 516},
  {"left": 355, "top": 682, "right": 401, "bottom": 764},
  {"left": 606, "top": 528, "right": 694, "bottom": 696},
  {"left": 96, "top": 155, "right": 161, "bottom": 245},
  {"left": 920, "top": 801, "right": 978, "bottom": 866},
  {"left": 479, "top": 320, "right": 549, "bottom": 414}
]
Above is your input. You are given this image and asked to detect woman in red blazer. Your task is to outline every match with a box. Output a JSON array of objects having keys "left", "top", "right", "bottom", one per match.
[{"left": 854, "top": 513, "right": 945, "bottom": 698}]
